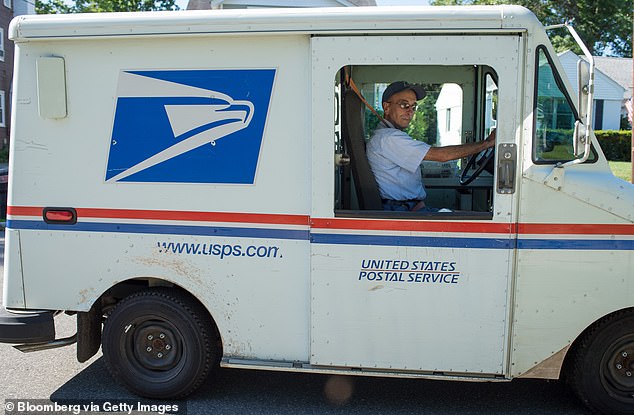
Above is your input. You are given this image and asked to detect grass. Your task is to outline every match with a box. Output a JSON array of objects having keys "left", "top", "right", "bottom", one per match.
[{"left": 609, "top": 161, "right": 632, "bottom": 183}]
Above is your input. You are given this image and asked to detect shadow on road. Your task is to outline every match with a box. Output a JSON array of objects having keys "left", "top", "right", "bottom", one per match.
[{"left": 50, "top": 358, "right": 592, "bottom": 415}]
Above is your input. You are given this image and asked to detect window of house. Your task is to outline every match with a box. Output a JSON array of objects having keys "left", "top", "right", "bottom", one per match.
[
  {"left": 0, "top": 29, "right": 5, "bottom": 62},
  {"left": 445, "top": 108, "right": 451, "bottom": 132},
  {"left": 0, "top": 91, "right": 6, "bottom": 128}
]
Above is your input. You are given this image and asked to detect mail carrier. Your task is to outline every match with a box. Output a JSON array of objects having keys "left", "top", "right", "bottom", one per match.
[{"left": 1, "top": 6, "right": 632, "bottom": 414}]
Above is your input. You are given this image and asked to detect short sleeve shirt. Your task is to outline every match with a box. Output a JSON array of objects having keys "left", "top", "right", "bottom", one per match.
[{"left": 366, "top": 121, "right": 430, "bottom": 201}]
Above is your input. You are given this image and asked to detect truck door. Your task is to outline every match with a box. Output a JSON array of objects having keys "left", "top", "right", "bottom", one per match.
[{"left": 309, "top": 34, "right": 523, "bottom": 376}]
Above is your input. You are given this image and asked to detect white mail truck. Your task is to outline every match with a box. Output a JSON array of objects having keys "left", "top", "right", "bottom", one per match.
[{"left": 0, "top": 6, "right": 632, "bottom": 414}]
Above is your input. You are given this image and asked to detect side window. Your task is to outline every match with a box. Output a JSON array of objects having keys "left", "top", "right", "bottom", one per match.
[
  {"left": 0, "top": 29, "right": 5, "bottom": 63},
  {"left": 335, "top": 65, "right": 496, "bottom": 217},
  {"left": 534, "top": 47, "right": 578, "bottom": 163}
]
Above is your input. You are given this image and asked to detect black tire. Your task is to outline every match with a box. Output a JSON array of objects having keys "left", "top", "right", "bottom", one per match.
[
  {"left": 568, "top": 310, "right": 634, "bottom": 415},
  {"left": 102, "top": 288, "right": 218, "bottom": 399}
]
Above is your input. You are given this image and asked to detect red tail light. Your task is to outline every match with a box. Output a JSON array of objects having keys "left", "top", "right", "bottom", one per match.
[{"left": 43, "top": 208, "right": 77, "bottom": 224}]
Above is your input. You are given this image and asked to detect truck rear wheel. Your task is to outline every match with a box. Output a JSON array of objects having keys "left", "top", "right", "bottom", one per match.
[
  {"left": 568, "top": 310, "right": 634, "bottom": 415},
  {"left": 102, "top": 288, "right": 217, "bottom": 399}
]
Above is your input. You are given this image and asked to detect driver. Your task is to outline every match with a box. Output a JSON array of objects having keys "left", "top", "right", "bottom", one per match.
[{"left": 367, "top": 81, "right": 496, "bottom": 212}]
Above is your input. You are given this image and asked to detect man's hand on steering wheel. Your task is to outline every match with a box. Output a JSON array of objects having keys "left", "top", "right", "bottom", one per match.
[{"left": 460, "top": 129, "right": 496, "bottom": 186}]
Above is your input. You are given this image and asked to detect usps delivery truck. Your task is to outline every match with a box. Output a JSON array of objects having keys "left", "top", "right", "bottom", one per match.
[{"left": 0, "top": 5, "right": 632, "bottom": 414}]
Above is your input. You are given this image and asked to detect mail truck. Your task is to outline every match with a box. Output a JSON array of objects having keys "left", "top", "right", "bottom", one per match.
[{"left": 0, "top": 6, "right": 632, "bottom": 414}]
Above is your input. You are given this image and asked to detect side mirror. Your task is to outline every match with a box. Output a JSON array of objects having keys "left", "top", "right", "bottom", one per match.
[
  {"left": 577, "top": 59, "right": 590, "bottom": 120},
  {"left": 575, "top": 57, "right": 593, "bottom": 162},
  {"left": 577, "top": 59, "right": 590, "bottom": 122}
]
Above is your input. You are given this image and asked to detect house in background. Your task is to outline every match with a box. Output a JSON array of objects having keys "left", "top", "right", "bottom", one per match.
[
  {"left": 188, "top": 0, "right": 376, "bottom": 10},
  {"left": 435, "top": 83, "right": 463, "bottom": 147},
  {"left": 594, "top": 56, "right": 633, "bottom": 127},
  {"left": 0, "top": 0, "right": 34, "bottom": 149},
  {"left": 558, "top": 50, "right": 630, "bottom": 131}
]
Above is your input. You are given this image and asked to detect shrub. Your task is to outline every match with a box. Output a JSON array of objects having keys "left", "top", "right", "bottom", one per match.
[{"left": 595, "top": 130, "right": 631, "bottom": 162}]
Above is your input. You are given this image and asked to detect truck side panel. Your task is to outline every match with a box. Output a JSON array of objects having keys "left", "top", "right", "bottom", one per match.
[{"left": 9, "top": 34, "right": 314, "bottom": 361}]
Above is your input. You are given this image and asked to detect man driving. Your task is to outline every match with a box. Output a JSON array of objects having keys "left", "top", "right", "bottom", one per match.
[{"left": 367, "top": 81, "right": 496, "bottom": 212}]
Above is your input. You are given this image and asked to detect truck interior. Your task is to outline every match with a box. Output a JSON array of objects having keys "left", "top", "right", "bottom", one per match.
[{"left": 334, "top": 64, "right": 498, "bottom": 219}]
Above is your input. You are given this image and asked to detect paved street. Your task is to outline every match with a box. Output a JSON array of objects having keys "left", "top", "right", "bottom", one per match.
[{"left": 0, "top": 230, "right": 592, "bottom": 415}]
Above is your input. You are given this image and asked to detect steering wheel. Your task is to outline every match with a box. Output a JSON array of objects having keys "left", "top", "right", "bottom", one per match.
[{"left": 460, "top": 147, "right": 495, "bottom": 186}]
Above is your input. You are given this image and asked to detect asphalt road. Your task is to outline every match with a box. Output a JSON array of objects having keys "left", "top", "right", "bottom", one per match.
[{"left": 0, "top": 230, "right": 593, "bottom": 415}]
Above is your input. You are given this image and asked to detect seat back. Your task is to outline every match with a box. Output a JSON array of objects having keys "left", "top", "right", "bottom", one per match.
[{"left": 342, "top": 90, "right": 383, "bottom": 210}]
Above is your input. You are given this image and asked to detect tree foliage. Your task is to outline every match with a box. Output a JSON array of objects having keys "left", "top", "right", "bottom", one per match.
[
  {"left": 36, "top": 0, "right": 178, "bottom": 13},
  {"left": 430, "top": 0, "right": 632, "bottom": 57}
]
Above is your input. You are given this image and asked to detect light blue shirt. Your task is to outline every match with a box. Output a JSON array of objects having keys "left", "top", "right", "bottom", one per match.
[{"left": 366, "top": 121, "right": 431, "bottom": 201}]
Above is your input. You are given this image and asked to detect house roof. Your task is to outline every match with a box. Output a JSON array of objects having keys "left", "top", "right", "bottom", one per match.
[
  {"left": 192, "top": 0, "right": 377, "bottom": 8},
  {"left": 187, "top": 0, "right": 209, "bottom": 9},
  {"left": 594, "top": 56, "right": 633, "bottom": 99},
  {"left": 347, "top": 0, "right": 377, "bottom": 5}
]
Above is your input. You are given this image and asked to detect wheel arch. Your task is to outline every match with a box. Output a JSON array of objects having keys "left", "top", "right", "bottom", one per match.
[
  {"left": 558, "top": 306, "right": 634, "bottom": 414},
  {"left": 77, "top": 276, "right": 223, "bottom": 364},
  {"left": 561, "top": 306, "right": 634, "bottom": 381}
]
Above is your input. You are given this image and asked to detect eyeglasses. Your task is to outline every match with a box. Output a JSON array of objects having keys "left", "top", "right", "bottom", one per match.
[{"left": 389, "top": 100, "right": 418, "bottom": 111}]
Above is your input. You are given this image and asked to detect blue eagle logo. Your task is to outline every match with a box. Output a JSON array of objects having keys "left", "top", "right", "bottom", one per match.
[{"left": 105, "top": 69, "right": 276, "bottom": 184}]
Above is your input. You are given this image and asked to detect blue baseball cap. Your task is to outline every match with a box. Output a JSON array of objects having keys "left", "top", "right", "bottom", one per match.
[{"left": 382, "top": 81, "right": 426, "bottom": 103}]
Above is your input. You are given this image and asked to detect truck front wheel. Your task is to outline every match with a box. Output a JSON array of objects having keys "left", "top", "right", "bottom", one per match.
[
  {"left": 568, "top": 310, "right": 634, "bottom": 415},
  {"left": 102, "top": 288, "right": 217, "bottom": 399}
]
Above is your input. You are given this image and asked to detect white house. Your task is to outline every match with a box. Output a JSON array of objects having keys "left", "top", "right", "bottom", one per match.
[
  {"left": 435, "top": 83, "right": 463, "bottom": 146},
  {"left": 558, "top": 50, "right": 626, "bottom": 131},
  {"left": 188, "top": 0, "right": 376, "bottom": 9},
  {"left": 13, "top": 0, "right": 34, "bottom": 16},
  {"left": 435, "top": 78, "right": 497, "bottom": 147},
  {"left": 594, "top": 56, "right": 633, "bottom": 125}
]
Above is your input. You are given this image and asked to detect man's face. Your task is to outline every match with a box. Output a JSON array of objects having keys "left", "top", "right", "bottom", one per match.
[{"left": 382, "top": 89, "right": 417, "bottom": 130}]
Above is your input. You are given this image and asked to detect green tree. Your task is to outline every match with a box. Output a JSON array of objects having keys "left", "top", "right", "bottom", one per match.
[
  {"left": 430, "top": 0, "right": 632, "bottom": 57},
  {"left": 37, "top": 0, "right": 73, "bottom": 13},
  {"left": 37, "top": 0, "right": 178, "bottom": 13}
]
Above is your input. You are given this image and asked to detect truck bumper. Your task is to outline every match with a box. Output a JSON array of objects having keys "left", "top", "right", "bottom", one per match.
[{"left": 0, "top": 306, "right": 56, "bottom": 344}]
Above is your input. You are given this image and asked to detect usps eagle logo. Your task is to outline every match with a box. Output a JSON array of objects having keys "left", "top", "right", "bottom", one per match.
[{"left": 105, "top": 69, "right": 276, "bottom": 183}]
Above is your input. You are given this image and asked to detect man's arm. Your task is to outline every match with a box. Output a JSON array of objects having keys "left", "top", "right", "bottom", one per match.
[{"left": 424, "top": 130, "right": 496, "bottom": 163}]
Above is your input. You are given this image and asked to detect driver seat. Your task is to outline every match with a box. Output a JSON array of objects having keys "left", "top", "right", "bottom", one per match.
[{"left": 342, "top": 90, "right": 383, "bottom": 210}]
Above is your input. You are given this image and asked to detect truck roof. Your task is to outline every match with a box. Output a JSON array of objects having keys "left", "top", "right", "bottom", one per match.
[{"left": 10, "top": 5, "right": 541, "bottom": 41}]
